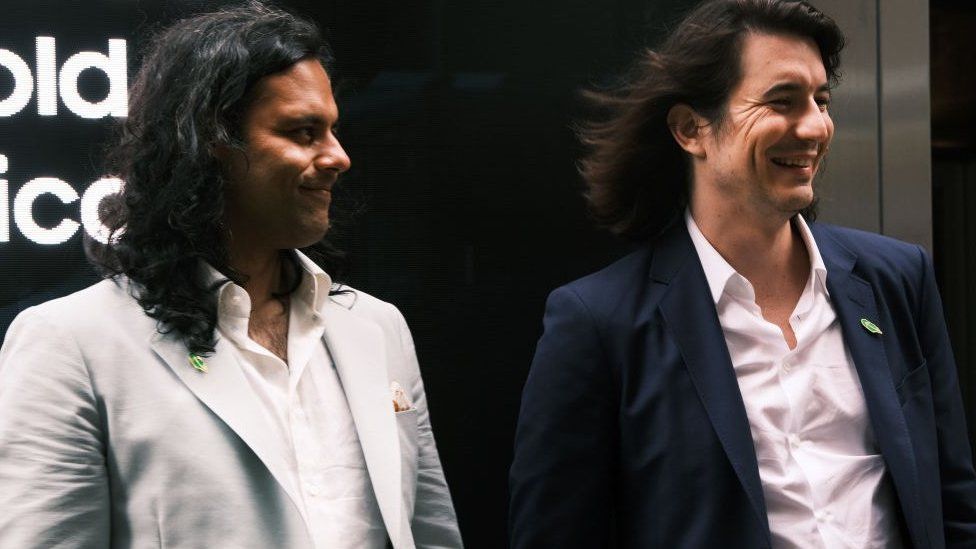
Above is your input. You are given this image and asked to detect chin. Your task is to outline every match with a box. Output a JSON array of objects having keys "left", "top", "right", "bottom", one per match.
[
  {"left": 290, "top": 224, "right": 330, "bottom": 249},
  {"left": 778, "top": 184, "right": 815, "bottom": 210}
]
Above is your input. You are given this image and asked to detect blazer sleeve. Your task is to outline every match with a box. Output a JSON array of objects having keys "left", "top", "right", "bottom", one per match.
[
  {"left": 915, "top": 246, "right": 976, "bottom": 545},
  {"left": 0, "top": 306, "right": 110, "bottom": 548},
  {"left": 509, "top": 285, "right": 617, "bottom": 549},
  {"left": 393, "top": 309, "right": 464, "bottom": 549}
]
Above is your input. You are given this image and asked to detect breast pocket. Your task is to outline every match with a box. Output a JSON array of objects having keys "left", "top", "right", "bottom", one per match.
[
  {"left": 895, "top": 361, "right": 930, "bottom": 408},
  {"left": 396, "top": 408, "right": 419, "bottom": 515}
]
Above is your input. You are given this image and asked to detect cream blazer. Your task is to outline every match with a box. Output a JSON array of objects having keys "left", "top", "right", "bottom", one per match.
[{"left": 0, "top": 278, "right": 462, "bottom": 548}]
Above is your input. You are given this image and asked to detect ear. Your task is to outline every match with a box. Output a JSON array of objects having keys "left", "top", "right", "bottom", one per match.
[{"left": 667, "top": 104, "right": 708, "bottom": 158}]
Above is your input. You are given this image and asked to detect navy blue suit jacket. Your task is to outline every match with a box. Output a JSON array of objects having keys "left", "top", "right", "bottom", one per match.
[{"left": 510, "top": 221, "right": 976, "bottom": 548}]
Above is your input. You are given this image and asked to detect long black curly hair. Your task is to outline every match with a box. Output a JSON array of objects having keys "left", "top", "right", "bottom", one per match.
[{"left": 90, "top": 1, "right": 347, "bottom": 356}]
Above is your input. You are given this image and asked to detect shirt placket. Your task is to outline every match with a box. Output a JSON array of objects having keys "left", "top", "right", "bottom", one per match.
[
  {"left": 290, "top": 392, "right": 319, "bottom": 495},
  {"left": 733, "top": 272, "right": 825, "bottom": 548},
  {"left": 780, "top": 292, "right": 839, "bottom": 548}
]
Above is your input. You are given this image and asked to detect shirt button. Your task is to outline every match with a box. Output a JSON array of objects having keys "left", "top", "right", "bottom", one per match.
[
  {"left": 783, "top": 359, "right": 793, "bottom": 372},
  {"left": 814, "top": 509, "right": 831, "bottom": 522},
  {"left": 306, "top": 483, "right": 319, "bottom": 497},
  {"left": 788, "top": 434, "right": 801, "bottom": 449}
]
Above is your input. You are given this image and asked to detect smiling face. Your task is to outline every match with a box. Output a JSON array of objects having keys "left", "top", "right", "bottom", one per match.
[
  {"left": 694, "top": 31, "right": 834, "bottom": 222},
  {"left": 219, "top": 58, "right": 350, "bottom": 254}
]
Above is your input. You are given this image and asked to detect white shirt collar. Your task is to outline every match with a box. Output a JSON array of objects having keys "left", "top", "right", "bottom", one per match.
[
  {"left": 202, "top": 250, "right": 334, "bottom": 319},
  {"left": 292, "top": 250, "right": 334, "bottom": 315},
  {"left": 685, "top": 210, "right": 828, "bottom": 305}
]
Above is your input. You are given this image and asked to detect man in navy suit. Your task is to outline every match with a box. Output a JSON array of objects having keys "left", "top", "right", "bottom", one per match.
[{"left": 510, "top": 0, "right": 976, "bottom": 547}]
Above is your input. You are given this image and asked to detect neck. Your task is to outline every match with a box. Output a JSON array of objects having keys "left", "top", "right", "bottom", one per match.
[
  {"left": 227, "top": 244, "right": 286, "bottom": 309},
  {"left": 689, "top": 195, "right": 808, "bottom": 290}
]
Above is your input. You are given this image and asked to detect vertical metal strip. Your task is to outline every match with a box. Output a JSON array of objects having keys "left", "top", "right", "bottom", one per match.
[
  {"left": 814, "top": 0, "right": 882, "bottom": 234},
  {"left": 876, "top": 0, "right": 885, "bottom": 235},
  {"left": 878, "top": 0, "right": 932, "bottom": 250}
]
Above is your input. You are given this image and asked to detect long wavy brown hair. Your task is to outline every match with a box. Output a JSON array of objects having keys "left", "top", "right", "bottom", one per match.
[{"left": 578, "top": 0, "right": 844, "bottom": 241}]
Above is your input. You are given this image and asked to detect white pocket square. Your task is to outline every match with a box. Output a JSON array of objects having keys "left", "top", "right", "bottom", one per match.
[{"left": 391, "top": 381, "right": 413, "bottom": 412}]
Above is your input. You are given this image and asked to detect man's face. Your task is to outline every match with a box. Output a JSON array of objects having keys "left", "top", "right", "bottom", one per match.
[
  {"left": 220, "top": 58, "right": 350, "bottom": 252},
  {"left": 698, "top": 32, "right": 834, "bottom": 218}
]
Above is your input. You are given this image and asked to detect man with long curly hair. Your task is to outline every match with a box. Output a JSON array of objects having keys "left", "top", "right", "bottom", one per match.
[
  {"left": 0, "top": 3, "right": 462, "bottom": 548},
  {"left": 510, "top": 0, "right": 976, "bottom": 547}
]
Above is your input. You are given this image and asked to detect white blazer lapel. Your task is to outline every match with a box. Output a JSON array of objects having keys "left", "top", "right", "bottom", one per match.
[
  {"left": 149, "top": 333, "right": 308, "bottom": 525},
  {"left": 320, "top": 300, "right": 405, "bottom": 548}
]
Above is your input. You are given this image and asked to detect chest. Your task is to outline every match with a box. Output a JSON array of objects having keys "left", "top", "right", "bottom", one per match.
[
  {"left": 611, "top": 303, "right": 875, "bottom": 468},
  {"left": 248, "top": 308, "right": 290, "bottom": 361}
]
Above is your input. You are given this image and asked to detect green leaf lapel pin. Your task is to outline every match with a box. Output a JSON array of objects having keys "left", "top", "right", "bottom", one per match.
[
  {"left": 188, "top": 353, "right": 208, "bottom": 373},
  {"left": 860, "top": 318, "right": 883, "bottom": 335}
]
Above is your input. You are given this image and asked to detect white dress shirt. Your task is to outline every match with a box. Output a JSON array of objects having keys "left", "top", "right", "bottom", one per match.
[
  {"left": 686, "top": 212, "right": 901, "bottom": 548},
  {"left": 209, "top": 253, "right": 386, "bottom": 549}
]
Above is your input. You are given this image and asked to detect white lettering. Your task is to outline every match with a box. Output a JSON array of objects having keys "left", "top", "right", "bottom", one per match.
[
  {"left": 13, "top": 177, "right": 80, "bottom": 245},
  {"left": 0, "top": 155, "right": 124, "bottom": 246},
  {"left": 59, "top": 39, "right": 127, "bottom": 119},
  {"left": 0, "top": 37, "right": 128, "bottom": 118},
  {"left": 0, "top": 49, "right": 34, "bottom": 117},
  {"left": 81, "top": 177, "right": 122, "bottom": 244},
  {"left": 36, "top": 37, "right": 57, "bottom": 116},
  {"left": 1, "top": 154, "right": 8, "bottom": 242},
  {"left": 0, "top": 181, "right": 7, "bottom": 243}
]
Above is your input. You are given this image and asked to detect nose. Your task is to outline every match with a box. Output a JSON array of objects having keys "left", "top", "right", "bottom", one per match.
[
  {"left": 314, "top": 132, "right": 351, "bottom": 174},
  {"left": 795, "top": 99, "right": 832, "bottom": 143}
]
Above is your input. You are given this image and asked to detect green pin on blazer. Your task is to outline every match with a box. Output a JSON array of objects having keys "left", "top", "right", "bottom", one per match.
[
  {"left": 860, "top": 318, "right": 883, "bottom": 335},
  {"left": 188, "top": 353, "right": 208, "bottom": 373}
]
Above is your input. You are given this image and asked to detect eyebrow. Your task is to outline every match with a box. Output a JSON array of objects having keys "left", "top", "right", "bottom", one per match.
[
  {"left": 762, "top": 82, "right": 832, "bottom": 97},
  {"left": 283, "top": 114, "right": 332, "bottom": 126}
]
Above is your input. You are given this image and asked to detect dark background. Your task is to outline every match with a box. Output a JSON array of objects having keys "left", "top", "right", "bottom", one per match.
[
  {"left": 2, "top": 1, "right": 975, "bottom": 548},
  {"left": 0, "top": 1, "right": 694, "bottom": 546},
  {"left": 931, "top": 0, "right": 976, "bottom": 499}
]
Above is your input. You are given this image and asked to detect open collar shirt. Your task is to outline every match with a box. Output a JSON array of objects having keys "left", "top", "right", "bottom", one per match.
[
  {"left": 206, "top": 252, "right": 386, "bottom": 549},
  {"left": 685, "top": 211, "right": 901, "bottom": 549}
]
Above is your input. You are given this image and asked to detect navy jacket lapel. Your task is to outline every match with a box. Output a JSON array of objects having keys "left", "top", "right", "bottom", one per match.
[
  {"left": 651, "top": 224, "right": 771, "bottom": 541},
  {"left": 812, "top": 225, "right": 926, "bottom": 548}
]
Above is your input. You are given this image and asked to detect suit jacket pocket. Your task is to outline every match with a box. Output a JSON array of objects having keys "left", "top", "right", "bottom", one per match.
[
  {"left": 895, "top": 360, "right": 930, "bottom": 408},
  {"left": 396, "top": 408, "right": 419, "bottom": 516}
]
